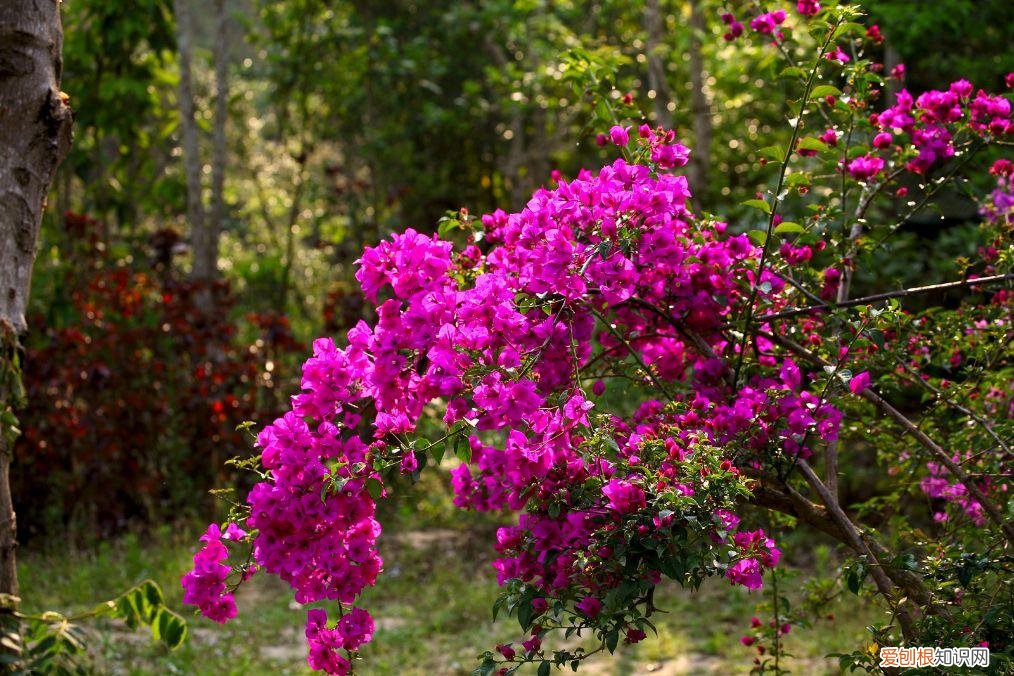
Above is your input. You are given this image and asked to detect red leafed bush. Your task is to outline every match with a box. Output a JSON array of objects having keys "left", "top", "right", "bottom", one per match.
[{"left": 13, "top": 214, "right": 303, "bottom": 540}]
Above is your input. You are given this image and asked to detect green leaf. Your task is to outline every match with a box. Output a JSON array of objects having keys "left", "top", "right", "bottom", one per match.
[
  {"left": 832, "top": 22, "right": 866, "bottom": 41},
  {"left": 437, "top": 217, "right": 459, "bottom": 238},
  {"left": 748, "top": 230, "right": 768, "bottom": 246},
  {"left": 957, "top": 563, "right": 973, "bottom": 587},
  {"left": 152, "top": 608, "right": 187, "bottom": 649},
  {"left": 113, "top": 595, "right": 135, "bottom": 628},
  {"left": 785, "top": 172, "right": 812, "bottom": 188},
  {"left": 810, "top": 85, "right": 842, "bottom": 99},
  {"left": 34, "top": 633, "right": 58, "bottom": 655},
  {"left": 518, "top": 599, "right": 534, "bottom": 631},
  {"left": 897, "top": 553, "right": 918, "bottom": 571},
  {"left": 779, "top": 66, "right": 807, "bottom": 80},
  {"left": 846, "top": 561, "right": 867, "bottom": 595},
  {"left": 847, "top": 145, "right": 870, "bottom": 160},
  {"left": 433, "top": 439, "right": 446, "bottom": 465},
  {"left": 131, "top": 588, "right": 154, "bottom": 623},
  {"left": 797, "top": 137, "right": 827, "bottom": 152},
  {"left": 775, "top": 221, "right": 804, "bottom": 234},
  {"left": 757, "top": 146, "right": 783, "bottom": 162},
  {"left": 474, "top": 657, "right": 497, "bottom": 676},
  {"left": 365, "top": 477, "right": 384, "bottom": 501},
  {"left": 455, "top": 434, "right": 471, "bottom": 463},
  {"left": 492, "top": 596, "right": 506, "bottom": 622},
  {"left": 605, "top": 628, "right": 619, "bottom": 653},
  {"left": 538, "top": 661, "right": 551, "bottom": 676},
  {"left": 141, "top": 580, "right": 164, "bottom": 610},
  {"left": 742, "top": 199, "right": 772, "bottom": 215}
]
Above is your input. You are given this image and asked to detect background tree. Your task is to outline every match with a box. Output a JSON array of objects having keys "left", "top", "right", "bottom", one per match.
[{"left": 0, "top": 0, "right": 74, "bottom": 603}]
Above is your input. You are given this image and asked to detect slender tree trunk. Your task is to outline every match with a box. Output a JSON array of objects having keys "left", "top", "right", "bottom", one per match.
[
  {"left": 174, "top": 0, "right": 209, "bottom": 282},
  {"left": 884, "top": 42, "right": 901, "bottom": 108},
  {"left": 0, "top": 0, "right": 74, "bottom": 621},
  {"left": 208, "top": 0, "right": 229, "bottom": 277},
  {"left": 277, "top": 150, "right": 308, "bottom": 314},
  {"left": 644, "top": 0, "right": 673, "bottom": 128},
  {"left": 687, "top": 0, "right": 712, "bottom": 207}
]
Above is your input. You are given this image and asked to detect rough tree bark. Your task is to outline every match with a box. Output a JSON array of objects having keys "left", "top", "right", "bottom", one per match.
[{"left": 0, "top": 0, "right": 74, "bottom": 607}]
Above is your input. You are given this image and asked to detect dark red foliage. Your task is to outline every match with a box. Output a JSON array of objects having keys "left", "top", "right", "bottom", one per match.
[{"left": 13, "top": 215, "right": 303, "bottom": 540}]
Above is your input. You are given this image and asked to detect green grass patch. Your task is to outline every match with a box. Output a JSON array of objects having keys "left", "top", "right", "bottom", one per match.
[
  {"left": 18, "top": 482, "right": 879, "bottom": 674},
  {"left": 18, "top": 524, "right": 876, "bottom": 675}
]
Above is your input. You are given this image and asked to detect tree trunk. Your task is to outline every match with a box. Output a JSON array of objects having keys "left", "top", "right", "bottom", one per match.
[
  {"left": 208, "top": 0, "right": 228, "bottom": 279},
  {"left": 643, "top": 0, "right": 673, "bottom": 128},
  {"left": 0, "top": 0, "right": 74, "bottom": 618},
  {"left": 482, "top": 33, "right": 528, "bottom": 209},
  {"left": 884, "top": 42, "right": 901, "bottom": 108},
  {"left": 687, "top": 0, "right": 712, "bottom": 208},
  {"left": 174, "top": 0, "right": 209, "bottom": 282}
]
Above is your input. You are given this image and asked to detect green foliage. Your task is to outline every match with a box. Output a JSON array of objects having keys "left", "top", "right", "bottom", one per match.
[
  {"left": 20, "top": 0, "right": 1013, "bottom": 671},
  {"left": 3, "top": 580, "right": 185, "bottom": 674},
  {"left": 867, "top": 0, "right": 1014, "bottom": 91},
  {"left": 59, "top": 0, "right": 178, "bottom": 226},
  {"left": 19, "top": 514, "right": 877, "bottom": 674}
]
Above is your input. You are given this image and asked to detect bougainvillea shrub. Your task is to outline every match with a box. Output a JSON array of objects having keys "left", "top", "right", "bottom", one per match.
[
  {"left": 183, "top": 3, "right": 1012, "bottom": 674},
  {"left": 14, "top": 217, "right": 303, "bottom": 537}
]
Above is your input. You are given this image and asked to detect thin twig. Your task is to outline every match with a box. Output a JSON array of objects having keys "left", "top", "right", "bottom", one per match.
[
  {"left": 755, "top": 273, "right": 1014, "bottom": 323},
  {"left": 758, "top": 329, "right": 1014, "bottom": 546},
  {"left": 731, "top": 17, "right": 843, "bottom": 386},
  {"left": 586, "top": 304, "right": 675, "bottom": 401},
  {"left": 894, "top": 359, "right": 1011, "bottom": 455}
]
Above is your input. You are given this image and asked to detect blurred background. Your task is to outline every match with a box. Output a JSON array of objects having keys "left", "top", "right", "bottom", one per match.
[{"left": 16, "top": 1, "right": 1012, "bottom": 673}]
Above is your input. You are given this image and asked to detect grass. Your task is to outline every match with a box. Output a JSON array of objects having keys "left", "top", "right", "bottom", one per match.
[{"left": 18, "top": 480, "right": 881, "bottom": 674}]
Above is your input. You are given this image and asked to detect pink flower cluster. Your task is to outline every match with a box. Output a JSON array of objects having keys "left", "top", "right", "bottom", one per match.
[
  {"left": 872, "top": 82, "right": 1012, "bottom": 174},
  {"left": 845, "top": 155, "right": 885, "bottom": 182},
  {"left": 180, "top": 523, "right": 246, "bottom": 624},
  {"left": 726, "top": 529, "right": 781, "bottom": 589},
  {"left": 749, "top": 10, "right": 787, "bottom": 36},
  {"left": 722, "top": 3, "right": 821, "bottom": 45},
  {"left": 796, "top": 0, "right": 821, "bottom": 16},
  {"left": 720, "top": 12, "right": 744, "bottom": 41},
  {"left": 304, "top": 607, "right": 375, "bottom": 674},
  {"left": 180, "top": 124, "right": 865, "bottom": 670},
  {"left": 980, "top": 159, "right": 1014, "bottom": 226},
  {"left": 920, "top": 461, "right": 986, "bottom": 526}
]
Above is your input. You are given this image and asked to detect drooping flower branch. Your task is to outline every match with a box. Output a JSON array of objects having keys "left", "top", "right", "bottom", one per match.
[{"left": 181, "top": 3, "right": 1012, "bottom": 674}]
